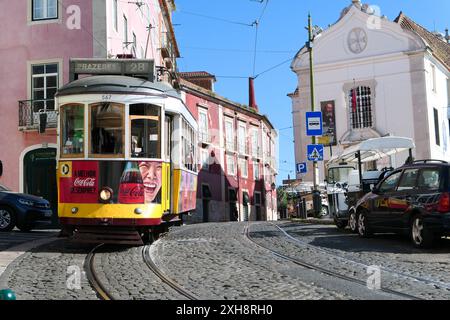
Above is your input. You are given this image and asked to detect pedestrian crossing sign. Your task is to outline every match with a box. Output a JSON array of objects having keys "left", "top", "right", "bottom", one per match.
[{"left": 307, "top": 144, "right": 324, "bottom": 162}]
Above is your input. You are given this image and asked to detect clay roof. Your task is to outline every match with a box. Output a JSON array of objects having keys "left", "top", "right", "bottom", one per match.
[
  {"left": 178, "top": 71, "right": 217, "bottom": 81},
  {"left": 395, "top": 12, "right": 450, "bottom": 71}
]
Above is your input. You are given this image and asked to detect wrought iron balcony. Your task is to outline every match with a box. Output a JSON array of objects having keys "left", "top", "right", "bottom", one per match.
[
  {"left": 19, "top": 100, "right": 58, "bottom": 131},
  {"left": 199, "top": 131, "right": 212, "bottom": 145}
]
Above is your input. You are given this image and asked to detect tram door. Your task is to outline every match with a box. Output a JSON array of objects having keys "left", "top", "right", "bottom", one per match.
[{"left": 164, "top": 115, "right": 172, "bottom": 212}]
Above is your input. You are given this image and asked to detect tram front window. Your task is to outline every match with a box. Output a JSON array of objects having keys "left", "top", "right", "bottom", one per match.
[
  {"left": 130, "top": 104, "right": 161, "bottom": 159},
  {"left": 90, "top": 103, "right": 124, "bottom": 157},
  {"left": 61, "top": 104, "right": 84, "bottom": 157}
]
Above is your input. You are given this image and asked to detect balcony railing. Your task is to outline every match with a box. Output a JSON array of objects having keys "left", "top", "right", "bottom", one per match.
[
  {"left": 19, "top": 100, "right": 58, "bottom": 131},
  {"left": 199, "top": 131, "right": 212, "bottom": 145}
]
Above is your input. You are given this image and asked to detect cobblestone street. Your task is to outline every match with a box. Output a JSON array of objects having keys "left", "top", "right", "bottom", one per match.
[{"left": 1, "top": 222, "right": 450, "bottom": 300}]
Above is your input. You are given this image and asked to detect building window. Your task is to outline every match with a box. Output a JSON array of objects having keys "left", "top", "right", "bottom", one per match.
[
  {"left": 113, "top": 0, "right": 118, "bottom": 31},
  {"left": 225, "top": 118, "right": 234, "bottom": 151},
  {"left": 238, "top": 122, "right": 247, "bottom": 154},
  {"left": 349, "top": 86, "right": 373, "bottom": 129},
  {"left": 199, "top": 109, "right": 208, "bottom": 142},
  {"left": 431, "top": 64, "right": 437, "bottom": 93},
  {"left": 226, "top": 154, "right": 236, "bottom": 176},
  {"left": 434, "top": 108, "right": 440, "bottom": 146},
  {"left": 240, "top": 158, "right": 248, "bottom": 178},
  {"left": 253, "top": 161, "right": 260, "bottom": 180},
  {"left": 201, "top": 149, "right": 209, "bottom": 170},
  {"left": 251, "top": 128, "right": 259, "bottom": 157},
  {"left": 123, "top": 15, "right": 128, "bottom": 44},
  {"left": 32, "top": 63, "right": 58, "bottom": 111},
  {"left": 132, "top": 32, "right": 137, "bottom": 57},
  {"left": 32, "top": 0, "right": 58, "bottom": 21}
]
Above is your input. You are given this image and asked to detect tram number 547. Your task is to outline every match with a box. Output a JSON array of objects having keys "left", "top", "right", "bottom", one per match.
[{"left": 102, "top": 94, "right": 112, "bottom": 101}]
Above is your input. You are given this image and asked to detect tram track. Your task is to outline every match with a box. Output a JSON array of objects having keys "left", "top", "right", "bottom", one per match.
[
  {"left": 84, "top": 244, "right": 115, "bottom": 300},
  {"left": 245, "top": 224, "right": 423, "bottom": 300},
  {"left": 275, "top": 222, "right": 450, "bottom": 291},
  {"left": 142, "top": 245, "right": 198, "bottom": 300}
]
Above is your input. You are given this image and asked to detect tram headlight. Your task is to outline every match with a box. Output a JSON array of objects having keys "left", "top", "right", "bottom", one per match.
[{"left": 99, "top": 187, "right": 113, "bottom": 203}]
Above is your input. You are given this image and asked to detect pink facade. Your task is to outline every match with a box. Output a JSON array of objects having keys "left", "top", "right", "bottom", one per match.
[{"left": 180, "top": 76, "right": 278, "bottom": 222}]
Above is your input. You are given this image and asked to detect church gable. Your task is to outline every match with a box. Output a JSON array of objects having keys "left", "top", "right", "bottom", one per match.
[{"left": 293, "top": 5, "right": 425, "bottom": 69}]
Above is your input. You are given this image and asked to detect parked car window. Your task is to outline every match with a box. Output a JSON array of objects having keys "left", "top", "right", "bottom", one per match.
[
  {"left": 378, "top": 171, "right": 402, "bottom": 193},
  {"left": 417, "top": 168, "right": 441, "bottom": 191},
  {"left": 397, "top": 169, "right": 419, "bottom": 191}
]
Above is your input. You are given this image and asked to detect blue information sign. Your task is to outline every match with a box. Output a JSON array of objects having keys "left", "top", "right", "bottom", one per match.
[
  {"left": 306, "top": 112, "right": 323, "bottom": 136},
  {"left": 296, "top": 162, "right": 307, "bottom": 174},
  {"left": 307, "top": 144, "right": 324, "bottom": 162}
]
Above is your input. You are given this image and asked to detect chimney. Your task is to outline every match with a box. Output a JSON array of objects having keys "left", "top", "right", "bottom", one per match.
[
  {"left": 446, "top": 28, "right": 450, "bottom": 44},
  {"left": 249, "top": 77, "right": 259, "bottom": 112}
]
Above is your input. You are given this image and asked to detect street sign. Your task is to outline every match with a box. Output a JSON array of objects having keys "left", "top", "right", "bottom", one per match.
[
  {"left": 306, "top": 112, "right": 323, "bottom": 136},
  {"left": 296, "top": 162, "right": 307, "bottom": 174},
  {"left": 307, "top": 144, "right": 324, "bottom": 161}
]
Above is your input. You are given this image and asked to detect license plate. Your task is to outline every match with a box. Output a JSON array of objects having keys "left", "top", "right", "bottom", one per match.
[{"left": 44, "top": 211, "right": 53, "bottom": 218}]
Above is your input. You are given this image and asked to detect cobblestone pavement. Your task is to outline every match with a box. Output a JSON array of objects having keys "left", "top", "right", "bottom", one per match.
[
  {"left": 93, "top": 245, "right": 188, "bottom": 300},
  {"left": 151, "top": 223, "right": 399, "bottom": 300},
  {"left": 0, "top": 230, "right": 58, "bottom": 251},
  {"left": 262, "top": 222, "right": 450, "bottom": 299},
  {"left": 3, "top": 222, "right": 449, "bottom": 300},
  {"left": 0, "top": 239, "right": 98, "bottom": 300}
]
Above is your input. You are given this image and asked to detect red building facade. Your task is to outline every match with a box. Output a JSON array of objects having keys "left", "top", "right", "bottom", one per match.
[{"left": 179, "top": 73, "right": 278, "bottom": 222}]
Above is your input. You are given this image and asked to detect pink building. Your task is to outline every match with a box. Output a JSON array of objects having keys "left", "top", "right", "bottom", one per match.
[
  {"left": 179, "top": 73, "right": 279, "bottom": 222},
  {"left": 0, "top": 0, "right": 178, "bottom": 223}
]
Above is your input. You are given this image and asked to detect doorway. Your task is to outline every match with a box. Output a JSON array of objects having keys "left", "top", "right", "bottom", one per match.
[{"left": 23, "top": 148, "right": 57, "bottom": 225}]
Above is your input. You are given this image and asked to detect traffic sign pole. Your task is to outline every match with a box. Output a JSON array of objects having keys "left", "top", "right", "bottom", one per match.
[{"left": 308, "top": 13, "right": 321, "bottom": 217}]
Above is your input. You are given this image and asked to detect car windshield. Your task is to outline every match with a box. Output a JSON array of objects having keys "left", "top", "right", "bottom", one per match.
[
  {"left": 328, "top": 167, "right": 355, "bottom": 184},
  {"left": 0, "top": 184, "right": 11, "bottom": 191}
]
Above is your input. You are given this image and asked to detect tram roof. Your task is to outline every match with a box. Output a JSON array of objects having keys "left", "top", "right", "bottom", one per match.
[{"left": 56, "top": 75, "right": 181, "bottom": 100}]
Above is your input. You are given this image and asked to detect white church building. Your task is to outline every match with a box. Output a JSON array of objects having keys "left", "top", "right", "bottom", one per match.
[{"left": 290, "top": 0, "right": 450, "bottom": 182}]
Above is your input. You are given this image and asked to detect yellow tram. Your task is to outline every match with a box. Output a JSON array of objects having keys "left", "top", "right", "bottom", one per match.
[{"left": 55, "top": 60, "right": 198, "bottom": 244}]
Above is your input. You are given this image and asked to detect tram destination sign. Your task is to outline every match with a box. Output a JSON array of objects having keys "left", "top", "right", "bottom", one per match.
[{"left": 70, "top": 59, "right": 154, "bottom": 81}]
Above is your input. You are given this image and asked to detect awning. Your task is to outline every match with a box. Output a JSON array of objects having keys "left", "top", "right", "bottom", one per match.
[{"left": 329, "top": 136, "right": 415, "bottom": 164}]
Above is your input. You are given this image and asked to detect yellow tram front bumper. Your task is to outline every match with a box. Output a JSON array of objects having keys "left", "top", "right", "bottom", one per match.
[{"left": 59, "top": 203, "right": 164, "bottom": 226}]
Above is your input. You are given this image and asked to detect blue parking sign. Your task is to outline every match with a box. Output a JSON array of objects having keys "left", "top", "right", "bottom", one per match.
[
  {"left": 296, "top": 162, "right": 307, "bottom": 174},
  {"left": 307, "top": 144, "right": 324, "bottom": 161}
]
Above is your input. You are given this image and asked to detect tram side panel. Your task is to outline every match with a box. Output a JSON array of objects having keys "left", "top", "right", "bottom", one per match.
[{"left": 57, "top": 160, "right": 170, "bottom": 226}]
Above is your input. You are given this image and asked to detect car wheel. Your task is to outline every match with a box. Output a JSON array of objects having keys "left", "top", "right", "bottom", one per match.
[
  {"left": 0, "top": 206, "right": 16, "bottom": 232},
  {"left": 358, "top": 212, "right": 372, "bottom": 238},
  {"left": 349, "top": 211, "right": 359, "bottom": 233},
  {"left": 411, "top": 216, "right": 435, "bottom": 249}
]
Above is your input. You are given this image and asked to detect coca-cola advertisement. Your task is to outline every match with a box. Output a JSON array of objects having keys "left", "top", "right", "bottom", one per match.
[
  {"left": 59, "top": 161, "right": 99, "bottom": 203},
  {"left": 59, "top": 160, "right": 162, "bottom": 204}
]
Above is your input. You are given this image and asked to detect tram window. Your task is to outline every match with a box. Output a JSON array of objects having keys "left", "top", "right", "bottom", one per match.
[
  {"left": 130, "top": 104, "right": 161, "bottom": 159},
  {"left": 90, "top": 103, "right": 124, "bottom": 157},
  {"left": 61, "top": 104, "right": 84, "bottom": 157},
  {"left": 181, "top": 119, "right": 196, "bottom": 172}
]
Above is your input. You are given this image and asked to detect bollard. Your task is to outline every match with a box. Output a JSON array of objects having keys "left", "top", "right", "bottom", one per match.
[{"left": 0, "top": 289, "right": 16, "bottom": 300}]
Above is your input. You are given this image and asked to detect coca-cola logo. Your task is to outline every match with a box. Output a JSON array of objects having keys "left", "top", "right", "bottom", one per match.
[{"left": 74, "top": 177, "right": 96, "bottom": 187}]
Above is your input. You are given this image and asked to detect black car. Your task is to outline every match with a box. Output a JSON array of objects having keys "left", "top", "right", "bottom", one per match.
[
  {"left": 0, "top": 184, "right": 53, "bottom": 232},
  {"left": 354, "top": 160, "right": 450, "bottom": 248}
]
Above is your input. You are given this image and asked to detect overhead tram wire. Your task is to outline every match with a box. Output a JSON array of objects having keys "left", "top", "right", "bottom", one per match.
[{"left": 176, "top": 9, "right": 254, "bottom": 27}]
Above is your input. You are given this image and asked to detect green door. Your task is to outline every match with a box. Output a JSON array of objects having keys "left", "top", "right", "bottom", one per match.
[{"left": 23, "top": 148, "right": 58, "bottom": 226}]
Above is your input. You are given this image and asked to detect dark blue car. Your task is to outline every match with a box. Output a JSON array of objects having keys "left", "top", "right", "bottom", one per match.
[{"left": 0, "top": 184, "right": 53, "bottom": 232}]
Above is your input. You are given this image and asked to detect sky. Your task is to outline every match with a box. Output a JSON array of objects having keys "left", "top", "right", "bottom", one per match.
[{"left": 172, "top": 0, "right": 450, "bottom": 185}]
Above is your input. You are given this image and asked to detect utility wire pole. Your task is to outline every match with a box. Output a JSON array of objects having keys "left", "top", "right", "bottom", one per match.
[{"left": 307, "top": 13, "right": 321, "bottom": 217}]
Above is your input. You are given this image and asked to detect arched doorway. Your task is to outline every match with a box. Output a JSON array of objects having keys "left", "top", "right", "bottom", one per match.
[{"left": 23, "top": 147, "right": 58, "bottom": 226}]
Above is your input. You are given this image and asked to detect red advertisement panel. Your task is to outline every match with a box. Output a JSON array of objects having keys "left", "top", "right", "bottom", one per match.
[{"left": 59, "top": 161, "right": 99, "bottom": 203}]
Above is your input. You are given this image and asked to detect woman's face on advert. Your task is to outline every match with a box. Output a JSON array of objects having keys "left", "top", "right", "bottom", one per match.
[{"left": 139, "top": 162, "right": 162, "bottom": 203}]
